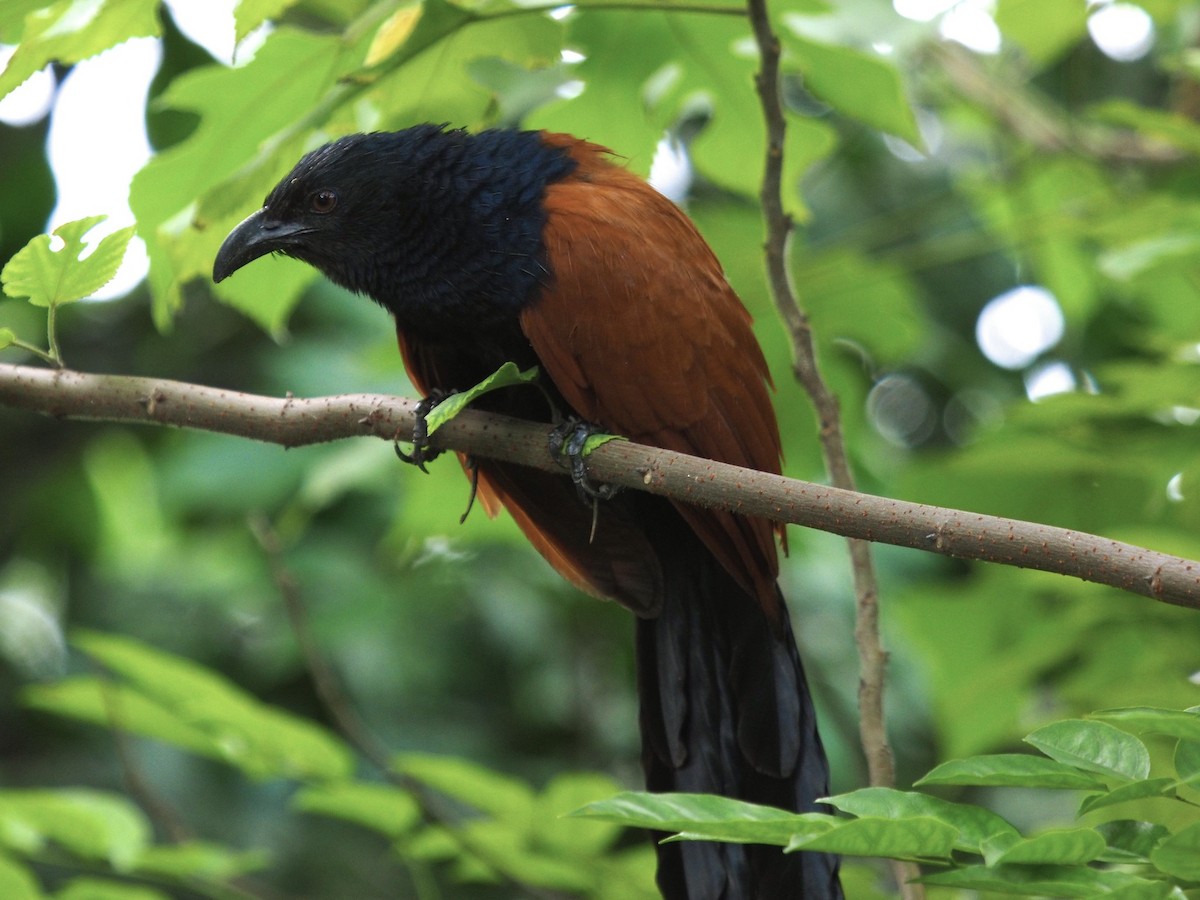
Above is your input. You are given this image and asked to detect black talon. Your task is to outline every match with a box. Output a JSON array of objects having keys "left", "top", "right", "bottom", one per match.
[
  {"left": 459, "top": 456, "right": 481, "bottom": 524},
  {"left": 549, "top": 417, "right": 621, "bottom": 503},
  {"left": 395, "top": 389, "right": 456, "bottom": 473}
]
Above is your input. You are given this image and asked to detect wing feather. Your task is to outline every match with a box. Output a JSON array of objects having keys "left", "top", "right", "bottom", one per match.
[{"left": 522, "top": 134, "right": 785, "bottom": 613}]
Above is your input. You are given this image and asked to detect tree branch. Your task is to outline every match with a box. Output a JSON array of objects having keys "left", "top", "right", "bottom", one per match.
[{"left": 3, "top": 362, "right": 1198, "bottom": 609}]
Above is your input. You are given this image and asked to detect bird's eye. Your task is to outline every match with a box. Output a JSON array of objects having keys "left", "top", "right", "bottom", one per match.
[{"left": 311, "top": 190, "right": 338, "bottom": 214}]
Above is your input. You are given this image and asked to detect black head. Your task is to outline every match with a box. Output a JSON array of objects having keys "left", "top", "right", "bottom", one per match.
[{"left": 213, "top": 126, "right": 576, "bottom": 335}]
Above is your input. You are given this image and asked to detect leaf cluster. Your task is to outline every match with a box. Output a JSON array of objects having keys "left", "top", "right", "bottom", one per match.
[
  {"left": 582, "top": 710, "right": 1200, "bottom": 897},
  {"left": 0, "top": 632, "right": 653, "bottom": 899}
]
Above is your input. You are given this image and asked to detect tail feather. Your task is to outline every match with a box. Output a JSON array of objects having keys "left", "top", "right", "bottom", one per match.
[{"left": 636, "top": 534, "right": 842, "bottom": 900}]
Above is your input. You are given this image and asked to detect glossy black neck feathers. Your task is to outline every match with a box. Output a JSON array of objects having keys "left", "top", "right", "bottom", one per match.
[{"left": 261, "top": 126, "right": 577, "bottom": 337}]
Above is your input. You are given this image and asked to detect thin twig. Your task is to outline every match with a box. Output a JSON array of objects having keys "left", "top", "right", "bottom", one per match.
[
  {"left": 2, "top": 362, "right": 1199, "bottom": 608},
  {"left": 743, "top": 0, "right": 920, "bottom": 895},
  {"left": 94, "top": 656, "right": 289, "bottom": 900},
  {"left": 928, "top": 41, "right": 1186, "bottom": 164},
  {"left": 247, "top": 513, "right": 577, "bottom": 900},
  {"left": 247, "top": 514, "right": 397, "bottom": 771},
  {"left": 98, "top": 679, "right": 196, "bottom": 844}
]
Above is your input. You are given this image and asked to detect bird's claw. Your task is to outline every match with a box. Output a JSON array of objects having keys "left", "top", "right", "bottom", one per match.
[
  {"left": 395, "top": 389, "right": 456, "bottom": 472},
  {"left": 549, "top": 418, "right": 621, "bottom": 503}
]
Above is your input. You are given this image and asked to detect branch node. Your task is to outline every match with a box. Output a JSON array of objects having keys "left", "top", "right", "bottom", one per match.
[
  {"left": 1148, "top": 567, "right": 1164, "bottom": 597},
  {"left": 141, "top": 389, "right": 166, "bottom": 416}
]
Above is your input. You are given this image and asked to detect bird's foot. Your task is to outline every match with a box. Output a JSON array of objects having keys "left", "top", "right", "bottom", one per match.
[
  {"left": 548, "top": 417, "right": 622, "bottom": 503},
  {"left": 395, "top": 389, "right": 457, "bottom": 473}
]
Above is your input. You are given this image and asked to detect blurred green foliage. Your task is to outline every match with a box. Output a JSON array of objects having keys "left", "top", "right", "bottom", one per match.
[{"left": 4, "top": 0, "right": 1200, "bottom": 896}]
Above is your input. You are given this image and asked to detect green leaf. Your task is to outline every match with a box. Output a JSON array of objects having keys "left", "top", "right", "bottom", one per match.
[
  {"left": 466, "top": 56, "right": 573, "bottom": 124},
  {"left": 360, "top": 771, "right": 644, "bottom": 892},
  {"left": 784, "top": 816, "right": 957, "bottom": 860},
  {"left": 580, "top": 433, "right": 626, "bottom": 455},
  {"left": 82, "top": 431, "right": 172, "bottom": 575},
  {"left": 780, "top": 31, "right": 920, "bottom": 145},
  {"left": 0, "top": 789, "right": 149, "bottom": 869},
  {"left": 452, "top": 819, "right": 593, "bottom": 891},
  {"left": 533, "top": 10, "right": 836, "bottom": 217},
  {"left": 29, "top": 632, "right": 354, "bottom": 782},
  {"left": 994, "top": 0, "right": 1088, "bottom": 66},
  {"left": 381, "top": 768, "right": 641, "bottom": 893},
  {"left": 916, "top": 754, "right": 1107, "bottom": 790},
  {"left": 1151, "top": 820, "right": 1200, "bottom": 879},
  {"left": 1020, "top": 158, "right": 1106, "bottom": 323},
  {"left": 1, "top": 217, "right": 135, "bottom": 308},
  {"left": 233, "top": 0, "right": 302, "bottom": 42},
  {"left": 396, "top": 753, "right": 534, "bottom": 821},
  {"left": 824, "top": 787, "right": 1018, "bottom": 852},
  {"left": 133, "top": 842, "right": 267, "bottom": 881},
  {"left": 1096, "top": 820, "right": 1169, "bottom": 863},
  {"left": 402, "top": 824, "right": 458, "bottom": 863},
  {"left": 1098, "top": 232, "right": 1200, "bottom": 282},
  {"left": 571, "top": 791, "right": 834, "bottom": 847},
  {"left": 1090, "top": 707, "right": 1200, "bottom": 743},
  {"left": 922, "top": 863, "right": 1167, "bottom": 897},
  {"left": 130, "top": 27, "right": 351, "bottom": 328},
  {"left": 82, "top": 631, "right": 354, "bottom": 781},
  {"left": 797, "top": 247, "right": 931, "bottom": 363},
  {"left": 0, "top": 0, "right": 159, "bottom": 101},
  {"left": 1025, "top": 719, "right": 1151, "bottom": 782},
  {"left": 1102, "top": 884, "right": 1187, "bottom": 900},
  {"left": 206, "top": 252, "right": 317, "bottom": 338},
  {"left": 293, "top": 782, "right": 421, "bottom": 839},
  {"left": 0, "top": 1, "right": 47, "bottom": 43},
  {"left": 358, "top": 0, "right": 475, "bottom": 75},
  {"left": 22, "top": 678, "right": 222, "bottom": 760},
  {"left": 0, "top": 327, "right": 15, "bottom": 349},
  {"left": 362, "top": 1, "right": 563, "bottom": 135},
  {"left": 532, "top": 11, "right": 702, "bottom": 182},
  {"left": 982, "top": 826, "right": 1107, "bottom": 866},
  {"left": 1078, "top": 777, "right": 1176, "bottom": 815},
  {"left": 55, "top": 878, "right": 171, "bottom": 900},
  {"left": 530, "top": 773, "right": 627, "bottom": 857},
  {"left": 0, "top": 854, "right": 43, "bottom": 900},
  {"left": 1174, "top": 739, "right": 1200, "bottom": 786},
  {"left": 423, "top": 363, "right": 540, "bottom": 435}
]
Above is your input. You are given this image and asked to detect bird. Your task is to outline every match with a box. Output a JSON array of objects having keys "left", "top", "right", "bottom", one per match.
[{"left": 213, "top": 125, "right": 841, "bottom": 899}]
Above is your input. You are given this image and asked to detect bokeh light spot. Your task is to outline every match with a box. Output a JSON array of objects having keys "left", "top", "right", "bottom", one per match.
[
  {"left": 1088, "top": 2, "right": 1154, "bottom": 62},
  {"left": 1024, "top": 360, "right": 1076, "bottom": 401},
  {"left": 976, "top": 285, "right": 1065, "bottom": 370},
  {"left": 868, "top": 373, "right": 938, "bottom": 447}
]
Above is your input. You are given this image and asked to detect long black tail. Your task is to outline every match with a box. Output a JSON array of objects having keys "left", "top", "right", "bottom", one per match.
[{"left": 636, "top": 528, "right": 842, "bottom": 899}]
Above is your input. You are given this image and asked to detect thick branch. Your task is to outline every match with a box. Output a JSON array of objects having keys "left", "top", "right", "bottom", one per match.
[{"left": 3, "top": 362, "right": 1198, "bottom": 608}]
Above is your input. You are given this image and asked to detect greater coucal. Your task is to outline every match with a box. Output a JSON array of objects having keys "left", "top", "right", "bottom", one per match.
[{"left": 213, "top": 125, "right": 841, "bottom": 899}]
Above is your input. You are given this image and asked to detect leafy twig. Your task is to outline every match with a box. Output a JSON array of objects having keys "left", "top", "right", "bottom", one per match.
[{"left": 0, "top": 332, "right": 58, "bottom": 366}]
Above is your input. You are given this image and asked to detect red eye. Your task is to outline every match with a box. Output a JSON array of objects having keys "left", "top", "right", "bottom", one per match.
[{"left": 311, "top": 190, "right": 337, "bottom": 213}]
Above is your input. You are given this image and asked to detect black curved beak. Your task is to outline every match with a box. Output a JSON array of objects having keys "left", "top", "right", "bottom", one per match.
[{"left": 212, "top": 209, "right": 310, "bottom": 282}]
